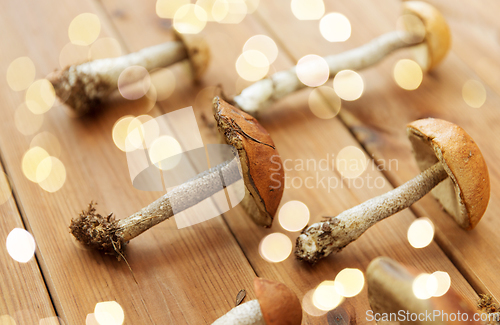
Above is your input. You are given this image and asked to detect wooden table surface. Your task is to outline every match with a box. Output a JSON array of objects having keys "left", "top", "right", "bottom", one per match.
[{"left": 0, "top": 0, "right": 498, "bottom": 324}]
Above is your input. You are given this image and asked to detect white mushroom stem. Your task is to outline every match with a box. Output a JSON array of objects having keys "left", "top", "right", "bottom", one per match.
[
  {"left": 211, "top": 300, "right": 265, "bottom": 325},
  {"left": 70, "top": 158, "right": 241, "bottom": 255},
  {"left": 295, "top": 162, "right": 448, "bottom": 263},
  {"left": 233, "top": 30, "right": 420, "bottom": 115},
  {"left": 51, "top": 41, "right": 188, "bottom": 114}
]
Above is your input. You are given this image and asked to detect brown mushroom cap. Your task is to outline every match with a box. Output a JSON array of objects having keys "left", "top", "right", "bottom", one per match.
[
  {"left": 367, "top": 256, "right": 481, "bottom": 325},
  {"left": 407, "top": 118, "right": 489, "bottom": 229},
  {"left": 403, "top": 1, "right": 451, "bottom": 71},
  {"left": 174, "top": 31, "right": 210, "bottom": 81},
  {"left": 214, "top": 97, "right": 284, "bottom": 227},
  {"left": 254, "top": 278, "right": 302, "bottom": 325}
]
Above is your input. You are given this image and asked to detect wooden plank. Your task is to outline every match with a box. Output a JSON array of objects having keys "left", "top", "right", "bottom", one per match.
[
  {"left": 0, "top": 1, "right": 259, "bottom": 324},
  {"left": 97, "top": 0, "right": 482, "bottom": 323},
  {"left": 255, "top": 0, "right": 500, "bottom": 299},
  {"left": 0, "top": 168, "right": 56, "bottom": 324}
]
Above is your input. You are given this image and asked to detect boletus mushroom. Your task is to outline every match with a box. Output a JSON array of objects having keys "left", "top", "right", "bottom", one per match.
[
  {"left": 70, "top": 97, "right": 284, "bottom": 256},
  {"left": 367, "top": 256, "right": 482, "bottom": 325},
  {"left": 211, "top": 278, "right": 302, "bottom": 325},
  {"left": 50, "top": 31, "right": 209, "bottom": 115},
  {"left": 232, "top": 1, "right": 451, "bottom": 115},
  {"left": 295, "top": 118, "right": 489, "bottom": 263}
]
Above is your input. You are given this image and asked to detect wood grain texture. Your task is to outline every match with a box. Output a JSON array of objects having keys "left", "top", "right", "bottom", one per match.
[
  {"left": 255, "top": 0, "right": 500, "bottom": 299},
  {"left": 0, "top": 169, "right": 55, "bottom": 324},
  {"left": 0, "top": 1, "right": 258, "bottom": 324},
  {"left": 0, "top": 0, "right": 494, "bottom": 324},
  {"left": 96, "top": 0, "right": 482, "bottom": 324}
]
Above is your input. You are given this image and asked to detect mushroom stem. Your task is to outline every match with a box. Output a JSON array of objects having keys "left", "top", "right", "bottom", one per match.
[
  {"left": 295, "top": 162, "right": 448, "bottom": 263},
  {"left": 50, "top": 41, "right": 188, "bottom": 115},
  {"left": 211, "top": 300, "right": 264, "bottom": 325},
  {"left": 70, "top": 158, "right": 241, "bottom": 256},
  {"left": 233, "top": 30, "right": 419, "bottom": 114}
]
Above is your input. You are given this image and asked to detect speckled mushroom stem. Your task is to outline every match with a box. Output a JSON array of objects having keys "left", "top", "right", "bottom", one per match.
[
  {"left": 211, "top": 300, "right": 264, "bottom": 325},
  {"left": 233, "top": 30, "right": 420, "bottom": 115},
  {"left": 295, "top": 162, "right": 448, "bottom": 263},
  {"left": 70, "top": 158, "right": 241, "bottom": 255},
  {"left": 118, "top": 158, "right": 240, "bottom": 241},
  {"left": 51, "top": 41, "right": 187, "bottom": 115}
]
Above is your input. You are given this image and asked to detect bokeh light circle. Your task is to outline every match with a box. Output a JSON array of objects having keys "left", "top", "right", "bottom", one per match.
[
  {"left": 319, "top": 13, "right": 351, "bottom": 42},
  {"left": 333, "top": 70, "right": 364, "bottom": 101},
  {"left": 68, "top": 13, "right": 101, "bottom": 46},
  {"left": 6, "top": 228, "right": 36, "bottom": 263},
  {"left": 462, "top": 80, "right": 486, "bottom": 108},
  {"left": 94, "top": 301, "right": 125, "bottom": 325},
  {"left": 308, "top": 86, "right": 341, "bottom": 119},
  {"left": 156, "top": 0, "right": 190, "bottom": 19},
  {"left": 236, "top": 50, "right": 269, "bottom": 81},
  {"left": 118, "top": 66, "right": 151, "bottom": 100},
  {"left": 243, "top": 35, "right": 278, "bottom": 65},
  {"left": 334, "top": 268, "right": 364, "bottom": 297},
  {"left": 313, "top": 281, "right": 344, "bottom": 311},
  {"left": 25, "top": 79, "right": 56, "bottom": 114},
  {"left": 149, "top": 135, "right": 183, "bottom": 170},
  {"left": 6, "top": 57, "right": 36, "bottom": 91},
  {"left": 278, "top": 200, "right": 310, "bottom": 232},
  {"left": 259, "top": 232, "right": 292, "bottom": 263},
  {"left": 432, "top": 271, "right": 451, "bottom": 297},
  {"left": 36, "top": 157, "right": 67, "bottom": 192},
  {"left": 173, "top": 4, "right": 207, "bottom": 34},
  {"left": 393, "top": 59, "right": 423, "bottom": 90},
  {"left": 213, "top": 0, "right": 247, "bottom": 24},
  {"left": 291, "top": 0, "right": 325, "bottom": 20},
  {"left": 112, "top": 116, "right": 137, "bottom": 152},
  {"left": 22, "top": 147, "right": 50, "bottom": 183},
  {"left": 413, "top": 273, "right": 437, "bottom": 300},
  {"left": 407, "top": 217, "right": 434, "bottom": 248},
  {"left": 336, "top": 146, "right": 368, "bottom": 179},
  {"left": 296, "top": 55, "right": 330, "bottom": 87}
]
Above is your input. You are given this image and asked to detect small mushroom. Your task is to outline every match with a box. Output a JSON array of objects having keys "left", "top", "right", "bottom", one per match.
[
  {"left": 50, "top": 31, "right": 209, "bottom": 115},
  {"left": 295, "top": 118, "right": 489, "bottom": 263},
  {"left": 366, "top": 256, "right": 482, "bottom": 325},
  {"left": 70, "top": 98, "right": 284, "bottom": 256},
  {"left": 211, "top": 278, "right": 302, "bottom": 325},
  {"left": 232, "top": 1, "right": 451, "bottom": 115}
]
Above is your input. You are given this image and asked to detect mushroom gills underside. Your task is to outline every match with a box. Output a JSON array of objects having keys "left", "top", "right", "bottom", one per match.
[{"left": 408, "top": 132, "right": 469, "bottom": 228}]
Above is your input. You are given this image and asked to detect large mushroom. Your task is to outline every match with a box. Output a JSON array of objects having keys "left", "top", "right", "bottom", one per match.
[
  {"left": 367, "top": 256, "right": 481, "bottom": 325},
  {"left": 295, "top": 118, "right": 489, "bottom": 263},
  {"left": 211, "top": 278, "right": 302, "bottom": 325},
  {"left": 232, "top": 1, "right": 451, "bottom": 115},
  {"left": 70, "top": 98, "right": 284, "bottom": 256},
  {"left": 50, "top": 31, "right": 210, "bottom": 115}
]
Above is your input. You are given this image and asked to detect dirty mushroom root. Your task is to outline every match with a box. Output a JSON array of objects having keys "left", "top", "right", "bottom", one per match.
[
  {"left": 50, "top": 32, "right": 209, "bottom": 115},
  {"left": 211, "top": 278, "right": 302, "bottom": 325},
  {"left": 295, "top": 118, "right": 490, "bottom": 263},
  {"left": 367, "top": 257, "right": 482, "bottom": 325},
  {"left": 70, "top": 98, "right": 284, "bottom": 256},
  {"left": 233, "top": 1, "right": 451, "bottom": 115}
]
